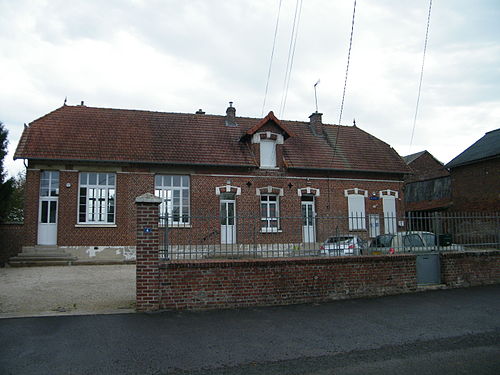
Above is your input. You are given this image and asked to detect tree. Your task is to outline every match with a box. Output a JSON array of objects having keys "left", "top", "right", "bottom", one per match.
[
  {"left": 0, "top": 121, "right": 15, "bottom": 222},
  {"left": 5, "top": 171, "right": 25, "bottom": 222}
]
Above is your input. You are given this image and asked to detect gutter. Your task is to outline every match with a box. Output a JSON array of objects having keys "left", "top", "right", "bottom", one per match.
[{"left": 15, "top": 157, "right": 256, "bottom": 169}]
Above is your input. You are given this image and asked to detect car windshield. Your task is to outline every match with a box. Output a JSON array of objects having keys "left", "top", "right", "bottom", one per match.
[
  {"left": 327, "top": 236, "right": 354, "bottom": 244},
  {"left": 371, "top": 235, "right": 393, "bottom": 247},
  {"left": 403, "top": 234, "right": 425, "bottom": 247},
  {"left": 422, "top": 233, "right": 437, "bottom": 246}
]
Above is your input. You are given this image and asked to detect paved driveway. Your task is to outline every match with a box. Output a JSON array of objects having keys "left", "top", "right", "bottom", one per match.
[{"left": 0, "top": 265, "right": 136, "bottom": 318}]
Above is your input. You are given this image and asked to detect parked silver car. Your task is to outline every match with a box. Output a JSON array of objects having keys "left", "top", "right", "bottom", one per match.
[
  {"left": 367, "top": 231, "right": 464, "bottom": 254},
  {"left": 320, "top": 235, "right": 366, "bottom": 256}
]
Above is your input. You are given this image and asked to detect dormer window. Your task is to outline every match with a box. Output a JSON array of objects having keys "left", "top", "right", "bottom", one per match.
[
  {"left": 240, "top": 111, "right": 294, "bottom": 170},
  {"left": 252, "top": 132, "right": 283, "bottom": 169},
  {"left": 260, "top": 139, "right": 276, "bottom": 168}
]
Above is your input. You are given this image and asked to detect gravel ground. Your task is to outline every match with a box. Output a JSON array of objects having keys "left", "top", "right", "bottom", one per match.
[{"left": 0, "top": 265, "right": 136, "bottom": 318}]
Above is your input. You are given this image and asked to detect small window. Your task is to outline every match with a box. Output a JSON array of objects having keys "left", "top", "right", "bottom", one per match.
[
  {"left": 260, "top": 140, "right": 276, "bottom": 168},
  {"left": 260, "top": 194, "right": 279, "bottom": 231}
]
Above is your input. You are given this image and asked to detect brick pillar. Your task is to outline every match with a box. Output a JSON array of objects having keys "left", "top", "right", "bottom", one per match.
[{"left": 135, "top": 193, "right": 163, "bottom": 312}]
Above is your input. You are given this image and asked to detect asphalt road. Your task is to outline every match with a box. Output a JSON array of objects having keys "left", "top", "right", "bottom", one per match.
[{"left": 1, "top": 285, "right": 499, "bottom": 375}]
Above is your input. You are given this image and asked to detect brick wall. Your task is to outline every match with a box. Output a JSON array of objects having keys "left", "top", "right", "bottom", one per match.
[
  {"left": 449, "top": 158, "right": 500, "bottom": 212},
  {"left": 0, "top": 223, "right": 24, "bottom": 266},
  {"left": 406, "top": 152, "right": 449, "bottom": 183},
  {"left": 441, "top": 250, "right": 500, "bottom": 287},
  {"left": 158, "top": 256, "right": 417, "bottom": 310}
]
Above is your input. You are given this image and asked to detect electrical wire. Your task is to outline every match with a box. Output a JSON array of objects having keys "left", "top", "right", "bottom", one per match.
[
  {"left": 409, "top": 0, "right": 433, "bottom": 153},
  {"left": 279, "top": 0, "right": 303, "bottom": 118},
  {"left": 261, "top": 0, "right": 283, "bottom": 117},
  {"left": 338, "top": 0, "right": 357, "bottom": 125}
]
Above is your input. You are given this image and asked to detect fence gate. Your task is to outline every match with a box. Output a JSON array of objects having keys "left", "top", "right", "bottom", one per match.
[{"left": 416, "top": 253, "right": 441, "bottom": 285}]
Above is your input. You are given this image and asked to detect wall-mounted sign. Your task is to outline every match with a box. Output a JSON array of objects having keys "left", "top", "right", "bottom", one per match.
[
  {"left": 369, "top": 196, "right": 380, "bottom": 201},
  {"left": 143, "top": 227, "right": 152, "bottom": 234}
]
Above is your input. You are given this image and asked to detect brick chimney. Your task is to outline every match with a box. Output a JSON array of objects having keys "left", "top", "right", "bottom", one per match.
[
  {"left": 309, "top": 112, "right": 323, "bottom": 136},
  {"left": 225, "top": 101, "right": 236, "bottom": 126}
]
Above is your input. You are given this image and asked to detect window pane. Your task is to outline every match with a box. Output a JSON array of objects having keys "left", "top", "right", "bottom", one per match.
[
  {"left": 172, "top": 176, "right": 181, "bottom": 187},
  {"left": 49, "top": 201, "right": 57, "bottom": 223},
  {"left": 98, "top": 173, "right": 107, "bottom": 185},
  {"left": 155, "top": 175, "right": 162, "bottom": 187},
  {"left": 80, "top": 173, "right": 88, "bottom": 185},
  {"left": 40, "top": 178, "right": 49, "bottom": 196},
  {"left": 269, "top": 203, "right": 276, "bottom": 218},
  {"left": 228, "top": 202, "right": 234, "bottom": 225},
  {"left": 220, "top": 202, "right": 227, "bottom": 225},
  {"left": 164, "top": 175, "right": 172, "bottom": 187},
  {"left": 41, "top": 201, "right": 48, "bottom": 223},
  {"left": 108, "top": 174, "right": 115, "bottom": 186},
  {"left": 182, "top": 176, "right": 189, "bottom": 187},
  {"left": 220, "top": 192, "right": 235, "bottom": 200},
  {"left": 88, "top": 173, "right": 97, "bottom": 185}
]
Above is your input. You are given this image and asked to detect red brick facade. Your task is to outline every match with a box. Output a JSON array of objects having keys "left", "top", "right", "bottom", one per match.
[{"left": 22, "top": 163, "right": 405, "bottom": 250}]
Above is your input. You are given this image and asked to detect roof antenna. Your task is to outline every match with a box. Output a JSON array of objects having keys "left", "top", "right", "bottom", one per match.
[
  {"left": 314, "top": 79, "right": 320, "bottom": 112},
  {"left": 353, "top": 118, "right": 356, "bottom": 127},
  {"left": 63, "top": 96, "right": 67, "bottom": 106}
]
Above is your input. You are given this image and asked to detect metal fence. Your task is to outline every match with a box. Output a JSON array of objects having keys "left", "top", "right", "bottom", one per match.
[{"left": 158, "top": 212, "right": 500, "bottom": 260}]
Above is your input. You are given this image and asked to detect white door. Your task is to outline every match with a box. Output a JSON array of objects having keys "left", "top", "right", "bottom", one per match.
[
  {"left": 220, "top": 194, "right": 236, "bottom": 244},
  {"left": 369, "top": 214, "right": 380, "bottom": 238},
  {"left": 383, "top": 195, "right": 397, "bottom": 234},
  {"left": 301, "top": 197, "right": 316, "bottom": 244},
  {"left": 38, "top": 171, "right": 59, "bottom": 245}
]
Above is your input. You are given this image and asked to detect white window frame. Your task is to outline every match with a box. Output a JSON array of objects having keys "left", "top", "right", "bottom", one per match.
[
  {"left": 155, "top": 175, "right": 190, "bottom": 226},
  {"left": 78, "top": 172, "right": 116, "bottom": 224},
  {"left": 260, "top": 194, "right": 280, "bottom": 232}
]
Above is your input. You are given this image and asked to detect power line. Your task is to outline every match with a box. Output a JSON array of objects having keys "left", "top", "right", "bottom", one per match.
[
  {"left": 409, "top": 0, "right": 433, "bottom": 153},
  {"left": 338, "top": 0, "right": 357, "bottom": 125},
  {"left": 279, "top": 0, "right": 303, "bottom": 118},
  {"left": 261, "top": 0, "right": 283, "bottom": 117}
]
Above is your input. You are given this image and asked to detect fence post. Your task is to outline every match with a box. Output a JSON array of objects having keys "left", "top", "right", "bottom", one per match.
[{"left": 135, "top": 193, "right": 163, "bottom": 312}]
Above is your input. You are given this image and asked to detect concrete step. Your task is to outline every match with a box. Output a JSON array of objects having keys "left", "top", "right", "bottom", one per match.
[
  {"left": 8, "top": 259, "right": 77, "bottom": 267},
  {"left": 9, "top": 246, "right": 78, "bottom": 267}
]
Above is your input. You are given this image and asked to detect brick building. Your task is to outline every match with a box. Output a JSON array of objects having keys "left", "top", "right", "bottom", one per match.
[
  {"left": 13, "top": 103, "right": 410, "bottom": 262},
  {"left": 445, "top": 128, "right": 500, "bottom": 212},
  {"left": 403, "top": 150, "right": 451, "bottom": 214}
]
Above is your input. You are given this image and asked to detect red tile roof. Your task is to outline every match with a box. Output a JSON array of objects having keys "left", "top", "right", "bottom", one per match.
[
  {"left": 14, "top": 105, "right": 410, "bottom": 174},
  {"left": 243, "top": 111, "right": 295, "bottom": 139}
]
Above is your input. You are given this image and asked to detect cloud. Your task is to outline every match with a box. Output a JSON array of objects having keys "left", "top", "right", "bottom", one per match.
[{"left": 1, "top": 0, "right": 499, "bottom": 177}]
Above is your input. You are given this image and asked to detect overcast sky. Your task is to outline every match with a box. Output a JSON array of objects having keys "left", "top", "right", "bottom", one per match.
[{"left": 1, "top": 0, "right": 499, "bottom": 178}]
